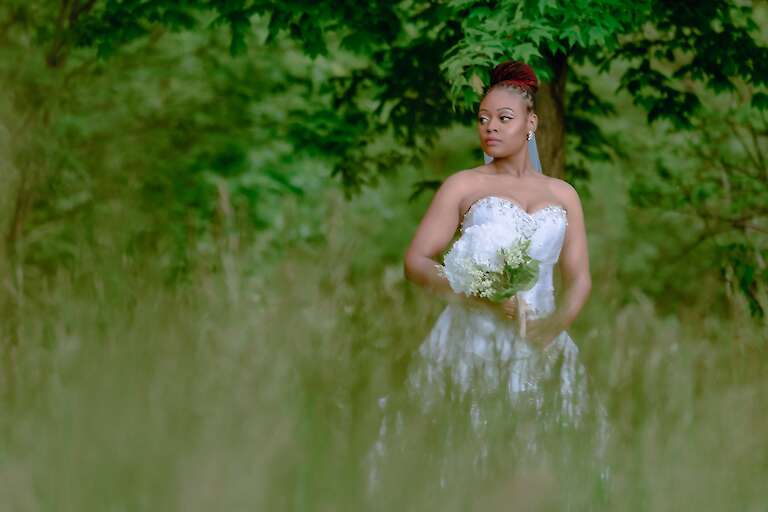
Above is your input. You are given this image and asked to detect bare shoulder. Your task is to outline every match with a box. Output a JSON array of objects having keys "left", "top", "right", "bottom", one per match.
[
  {"left": 436, "top": 167, "right": 481, "bottom": 196},
  {"left": 546, "top": 177, "right": 582, "bottom": 209},
  {"left": 447, "top": 166, "right": 485, "bottom": 183}
]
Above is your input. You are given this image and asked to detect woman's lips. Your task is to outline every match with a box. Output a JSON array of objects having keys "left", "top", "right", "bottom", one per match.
[{"left": 484, "top": 138, "right": 502, "bottom": 144}]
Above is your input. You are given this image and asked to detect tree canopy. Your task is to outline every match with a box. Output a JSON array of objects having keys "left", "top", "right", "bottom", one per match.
[
  {"left": 1, "top": 0, "right": 767, "bottom": 316},
  {"left": 42, "top": 0, "right": 768, "bottom": 187}
]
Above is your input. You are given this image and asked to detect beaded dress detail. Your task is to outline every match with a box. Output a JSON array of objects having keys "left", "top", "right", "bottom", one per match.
[
  {"left": 366, "top": 195, "right": 608, "bottom": 494},
  {"left": 408, "top": 195, "right": 586, "bottom": 417}
]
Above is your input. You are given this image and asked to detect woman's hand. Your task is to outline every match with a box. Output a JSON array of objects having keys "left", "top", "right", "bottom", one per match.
[
  {"left": 524, "top": 313, "right": 565, "bottom": 349},
  {"left": 465, "top": 294, "right": 523, "bottom": 324},
  {"left": 499, "top": 295, "right": 520, "bottom": 320},
  {"left": 462, "top": 293, "right": 496, "bottom": 312}
]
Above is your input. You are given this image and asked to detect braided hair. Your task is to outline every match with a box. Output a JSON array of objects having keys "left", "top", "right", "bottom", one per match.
[{"left": 485, "top": 60, "right": 539, "bottom": 112}]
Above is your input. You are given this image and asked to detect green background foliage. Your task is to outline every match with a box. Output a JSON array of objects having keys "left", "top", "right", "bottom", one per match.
[{"left": 0, "top": 1, "right": 767, "bottom": 510}]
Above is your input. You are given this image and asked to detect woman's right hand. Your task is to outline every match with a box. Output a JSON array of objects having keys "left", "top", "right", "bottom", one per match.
[
  {"left": 464, "top": 293, "right": 521, "bottom": 320},
  {"left": 499, "top": 295, "right": 521, "bottom": 320},
  {"left": 463, "top": 293, "right": 496, "bottom": 312}
]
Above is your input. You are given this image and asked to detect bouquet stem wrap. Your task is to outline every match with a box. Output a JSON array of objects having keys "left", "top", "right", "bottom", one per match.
[
  {"left": 435, "top": 223, "right": 540, "bottom": 341},
  {"left": 517, "top": 291, "right": 528, "bottom": 340}
]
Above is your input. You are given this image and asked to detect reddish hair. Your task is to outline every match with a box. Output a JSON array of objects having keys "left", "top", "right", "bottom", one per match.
[{"left": 485, "top": 60, "right": 538, "bottom": 111}]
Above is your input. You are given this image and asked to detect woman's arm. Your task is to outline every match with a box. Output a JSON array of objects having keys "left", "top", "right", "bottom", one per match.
[
  {"left": 554, "top": 181, "right": 592, "bottom": 330},
  {"left": 403, "top": 173, "right": 493, "bottom": 309}
]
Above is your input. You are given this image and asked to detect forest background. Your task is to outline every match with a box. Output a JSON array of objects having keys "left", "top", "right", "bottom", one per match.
[{"left": 0, "top": 1, "right": 767, "bottom": 510}]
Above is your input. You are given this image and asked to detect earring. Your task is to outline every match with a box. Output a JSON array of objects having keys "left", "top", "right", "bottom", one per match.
[{"left": 527, "top": 131, "right": 533, "bottom": 141}]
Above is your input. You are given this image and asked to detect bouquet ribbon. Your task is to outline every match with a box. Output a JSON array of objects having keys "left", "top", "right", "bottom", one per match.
[{"left": 516, "top": 291, "right": 528, "bottom": 340}]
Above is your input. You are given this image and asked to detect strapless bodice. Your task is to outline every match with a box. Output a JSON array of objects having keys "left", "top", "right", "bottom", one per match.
[
  {"left": 460, "top": 195, "right": 568, "bottom": 318},
  {"left": 364, "top": 195, "right": 609, "bottom": 495}
]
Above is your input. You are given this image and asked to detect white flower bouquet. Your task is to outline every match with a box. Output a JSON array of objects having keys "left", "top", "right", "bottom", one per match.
[{"left": 435, "top": 222, "right": 540, "bottom": 338}]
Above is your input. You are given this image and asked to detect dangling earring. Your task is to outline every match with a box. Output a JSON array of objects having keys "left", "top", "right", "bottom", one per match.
[{"left": 527, "top": 131, "right": 533, "bottom": 141}]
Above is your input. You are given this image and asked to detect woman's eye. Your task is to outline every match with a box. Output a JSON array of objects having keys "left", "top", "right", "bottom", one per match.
[
  {"left": 478, "top": 117, "right": 488, "bottom": 124},
  {"left": 501, "top": 116, "right": 512, "bottom": 121}
]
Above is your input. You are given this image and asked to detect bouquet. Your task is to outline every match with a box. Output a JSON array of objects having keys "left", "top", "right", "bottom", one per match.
[{"left": 435, "top": 223, "right": 540, "bottom": 338}]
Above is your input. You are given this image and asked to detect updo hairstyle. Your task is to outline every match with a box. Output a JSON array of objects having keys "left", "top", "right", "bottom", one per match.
[{"left": 484, "top": 60, "right": 539, "bottom": 113}]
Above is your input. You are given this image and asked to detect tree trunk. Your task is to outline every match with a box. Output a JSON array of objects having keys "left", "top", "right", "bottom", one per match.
[{"left": 536, "top": 52, "right": 568, "bottom": 180}]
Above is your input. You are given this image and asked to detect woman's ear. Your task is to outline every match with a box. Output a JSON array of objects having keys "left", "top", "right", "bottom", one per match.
[{"left": 529, "top": 112, "right": 538, "bottom": 132}]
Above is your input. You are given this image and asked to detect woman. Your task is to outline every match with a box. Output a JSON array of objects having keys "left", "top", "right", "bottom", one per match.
[
  {"left": 403, "top": 60, "right": 592, "bottom": 418},
  {"left": 405, "top": 61, "right": 590, "bottom": 354},
  {"left": 367, "top": 61, "right": 607, "bottom": 496}
]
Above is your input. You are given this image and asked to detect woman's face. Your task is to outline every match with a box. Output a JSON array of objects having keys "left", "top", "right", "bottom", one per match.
[{"left": 477, "top": 87, "right": 536, "bottom": 159}]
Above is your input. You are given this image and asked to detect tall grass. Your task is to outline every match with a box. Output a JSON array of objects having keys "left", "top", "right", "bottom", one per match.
[
  {"left": 1, "top": 7, "right": 766, "bottom": 508},
  {"left": 0, "top": 177, "right": 766, "bottom": 511}
]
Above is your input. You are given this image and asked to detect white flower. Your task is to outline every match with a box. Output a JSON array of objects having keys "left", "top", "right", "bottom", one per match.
[{"left": 439, "top": 222, "right": 526, "bottom": 295}]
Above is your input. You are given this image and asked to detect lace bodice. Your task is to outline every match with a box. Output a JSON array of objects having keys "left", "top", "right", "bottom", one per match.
[
  {"left": 365, "top": 194, "right": 610, "bottom": 494},
  {"left": 460, "top": 195, "right": 568, "bottom": 319}
]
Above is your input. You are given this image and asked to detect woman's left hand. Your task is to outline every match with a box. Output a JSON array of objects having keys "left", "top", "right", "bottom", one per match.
[{"left": 524, "top": 314, "right": 565, "bottom": 349}]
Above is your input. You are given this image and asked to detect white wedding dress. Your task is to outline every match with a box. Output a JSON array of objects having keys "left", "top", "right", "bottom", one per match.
[
  {"left": 410, "top": 195, "right": 586, "bottom": 417},
  {"left": 367, "top": 195, "right": 609, "bottom": 494}
]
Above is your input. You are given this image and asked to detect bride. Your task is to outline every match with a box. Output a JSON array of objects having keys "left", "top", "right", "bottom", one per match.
[{"left": 367, "top": 61, "right": 608, "bottom": 497}]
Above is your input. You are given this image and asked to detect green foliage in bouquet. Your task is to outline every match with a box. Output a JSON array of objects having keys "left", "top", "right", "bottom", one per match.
[{"left": 488, "top": 239, "right": 540, "bottom": 302}]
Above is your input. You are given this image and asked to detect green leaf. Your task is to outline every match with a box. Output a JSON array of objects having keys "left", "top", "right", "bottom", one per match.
[
  {"left": 751, "top": 92, "right": 768, "bottom": 111},
  {"left": 512, "top": 42, "right": 540, "bottom": 62}
]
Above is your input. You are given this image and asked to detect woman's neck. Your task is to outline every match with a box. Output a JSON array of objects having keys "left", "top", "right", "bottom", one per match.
[{"left": 488, "top": 156, "right": 537, "bottom": 178}]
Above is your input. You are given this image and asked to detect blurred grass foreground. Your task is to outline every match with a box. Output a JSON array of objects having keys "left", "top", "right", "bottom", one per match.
[
  {"left": 0, "top": 184, "right": 766, "bottom": 511},
  {"left": 1, "top": 2, "right": 768, "bottom": 511},
  {"left": 0, "top": 206, "right": 765, "bottom": 511}
]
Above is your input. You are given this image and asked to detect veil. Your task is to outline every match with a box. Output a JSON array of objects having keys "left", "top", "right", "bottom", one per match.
[{"left": 483, "top": 132, "right": 542, "bottom": 173}]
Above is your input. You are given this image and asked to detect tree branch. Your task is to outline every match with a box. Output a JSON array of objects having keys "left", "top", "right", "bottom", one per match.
[
  {"left": 729, "top": 123, "right": 763, "bottom": 173},
  {"left": 70, "top": 0, "right": 97, "bottom": 25},
  {"left": 747, "top": 123, "right": 767, "bottom": 180}
]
